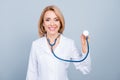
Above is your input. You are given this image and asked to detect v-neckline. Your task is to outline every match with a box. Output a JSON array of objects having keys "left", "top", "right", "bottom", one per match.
[{"left": 45, "top": 34, "right": 62, "bottom": 53}]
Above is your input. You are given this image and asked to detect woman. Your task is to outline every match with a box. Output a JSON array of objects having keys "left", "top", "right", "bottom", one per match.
[{"left": 26, "top": 5, "right": 91, "bottom": 80}]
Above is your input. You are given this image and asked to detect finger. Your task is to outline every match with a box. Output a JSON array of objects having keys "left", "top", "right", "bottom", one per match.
[{"left": 81, "top": 34, "right": 86, "bottom": 39}]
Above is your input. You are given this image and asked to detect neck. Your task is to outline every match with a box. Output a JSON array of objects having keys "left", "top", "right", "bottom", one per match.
[{"left": 46, "top": 33, "right": 60, "bottom": 43}]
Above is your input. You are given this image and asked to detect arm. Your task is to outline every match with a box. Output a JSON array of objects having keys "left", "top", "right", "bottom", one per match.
[
  {"left": 71, "top": 37, "right": 91, "bottom": 74},
  {"left": 81, "top": 34, "right": 90, "bottom": 54},
  {"left": 26, "top": 42, "right": 38, "bottom": 80}
]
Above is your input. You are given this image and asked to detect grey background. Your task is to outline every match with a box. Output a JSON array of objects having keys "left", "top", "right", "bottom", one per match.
[{"left": 0, "top": 0, "right": 120, "bottom": 80}]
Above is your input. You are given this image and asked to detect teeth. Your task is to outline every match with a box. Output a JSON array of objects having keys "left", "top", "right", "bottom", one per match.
[{"left": 49, "top": 27, "right": 55, "bottom": 31}]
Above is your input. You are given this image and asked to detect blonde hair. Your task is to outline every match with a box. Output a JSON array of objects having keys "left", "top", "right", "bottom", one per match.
[{"left": 38, "top": 5, "right": 65, "bottom": 37}]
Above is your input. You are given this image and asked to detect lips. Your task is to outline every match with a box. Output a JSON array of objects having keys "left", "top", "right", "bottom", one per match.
[{"left": 48, "top": 27, "right": 56, "bottom": 31}]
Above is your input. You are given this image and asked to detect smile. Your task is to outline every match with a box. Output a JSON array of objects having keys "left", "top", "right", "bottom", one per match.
[{"left": 48, "top": 27, "right": 57, "bottom": 31}]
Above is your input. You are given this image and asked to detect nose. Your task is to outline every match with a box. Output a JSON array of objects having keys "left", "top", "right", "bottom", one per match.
[{"left": 50, "top": 21, "right": 54, "bottom": 26}]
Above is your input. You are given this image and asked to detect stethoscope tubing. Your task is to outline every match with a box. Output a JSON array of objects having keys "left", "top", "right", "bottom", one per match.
[{"left": 47, "top": 35, "right": 89, "bottom": 62}]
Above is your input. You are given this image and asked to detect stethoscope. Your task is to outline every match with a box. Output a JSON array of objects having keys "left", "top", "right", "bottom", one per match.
[{"left": 47, "top": 30, "right": 89, "bottom": 62}]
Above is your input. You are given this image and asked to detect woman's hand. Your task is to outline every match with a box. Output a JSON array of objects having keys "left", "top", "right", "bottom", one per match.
[{"left": 81, "top": 34, "right": 90, "bottom": 54}]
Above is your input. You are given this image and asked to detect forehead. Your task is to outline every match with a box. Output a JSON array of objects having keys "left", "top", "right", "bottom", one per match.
[{"left": 44, "top": 10, "right": 57, "bottom": 18}]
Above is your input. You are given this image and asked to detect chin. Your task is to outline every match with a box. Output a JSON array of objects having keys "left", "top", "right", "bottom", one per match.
[{"left": 48, "top": 31, "right": 58, "bottom": 35}]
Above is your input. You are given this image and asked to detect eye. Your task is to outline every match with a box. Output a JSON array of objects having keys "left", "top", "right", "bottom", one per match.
[
  {"left": 45, "top": 18, "right": 50, "bottom": 21},
  {"left": 54, "top": 18, "right": 59, "bottom": 21}
]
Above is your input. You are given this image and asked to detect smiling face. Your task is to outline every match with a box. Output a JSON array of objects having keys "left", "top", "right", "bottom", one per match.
[
  {"left": 38, "top": 5, "right": 65, "bottom": 37},
  {"left": 43, "top": 10, "right": 60, "bottom": 36}
]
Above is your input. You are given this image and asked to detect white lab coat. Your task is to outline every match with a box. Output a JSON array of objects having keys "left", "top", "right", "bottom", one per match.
[{"left": 26, "top": 35, "right": 91, "bottom": 80}]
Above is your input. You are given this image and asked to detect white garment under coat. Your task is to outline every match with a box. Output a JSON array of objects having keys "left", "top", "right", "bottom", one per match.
[{"left": 26, "top": 35, "right": 91, "bottom": 80}]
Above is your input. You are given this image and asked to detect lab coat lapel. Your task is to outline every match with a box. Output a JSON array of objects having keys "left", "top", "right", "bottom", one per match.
[{"left": 40, "top": 37, "right": 51, "bottom": 54}]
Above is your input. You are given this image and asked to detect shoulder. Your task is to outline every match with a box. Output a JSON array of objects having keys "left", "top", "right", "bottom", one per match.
[
  {"left": 61, "top": 35, "right": 74, "bottom": 44},
  {"left": 32, "top": 37, "right": 46, "bottom": 46},
  {"left": 61, "top": 35, "right": 77, "bottom": 50}
]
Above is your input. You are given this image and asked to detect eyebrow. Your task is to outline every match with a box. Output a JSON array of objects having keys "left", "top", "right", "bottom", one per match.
[
  {"left": 44, "top": 16, "right": 58, "bottom": 18},
  {"left": 44, "top": 17, "right": 59, "bottom": 20}
]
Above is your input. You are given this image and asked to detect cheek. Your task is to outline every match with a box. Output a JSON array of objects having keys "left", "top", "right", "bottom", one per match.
[
  {"left": 43, "top": 22, "right": 49, "bottom": 30},
  {"left": 43, "top": 21, "right": 49, "bottom": 27},
  {"left": 42, "top": 23, "right": 47, "bottom": 31},
  {"left": 44, "top": 26, "right": 48, "bottom": 31},
  {"left": 57, "top": 22, "right": 61, "bottom": 28}
]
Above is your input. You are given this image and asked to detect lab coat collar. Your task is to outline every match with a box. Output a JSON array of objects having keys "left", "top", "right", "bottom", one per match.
[{"left": 42, "top": 34, "right": 64, "bottom": 55}]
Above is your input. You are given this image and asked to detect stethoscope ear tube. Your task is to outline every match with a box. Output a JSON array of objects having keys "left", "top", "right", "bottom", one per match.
[{"left": 47, "top": 33, "right": 89, "bottom": 62}]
